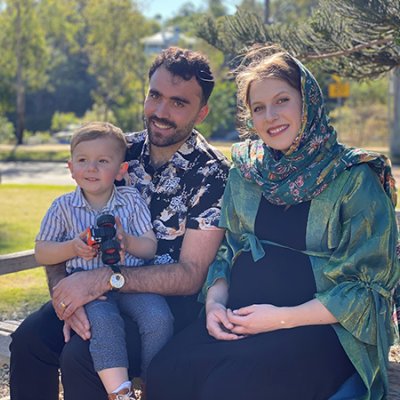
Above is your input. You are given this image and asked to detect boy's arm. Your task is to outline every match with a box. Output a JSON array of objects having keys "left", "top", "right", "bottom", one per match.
[
  {"left": 115, "top": 217, "right": 157, "bottom": 260},
  {"left": 123, "top": 229, "right": 157, "bottom": 260},
  {"left": 35, "top": 234, "right": 96, "bottom": 265},
  {"left": 35, "top": 240, "right": 77, "bottom": 265}
]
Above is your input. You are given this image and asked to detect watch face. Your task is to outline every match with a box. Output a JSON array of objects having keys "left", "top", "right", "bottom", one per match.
[{"left": 110, "top": 273, "right": 125, "bottom": 290}]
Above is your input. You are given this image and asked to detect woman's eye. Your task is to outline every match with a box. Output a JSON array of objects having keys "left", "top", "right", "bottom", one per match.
[
  {"left": 277, "top": 97, "right": 289, "bottom": 104},
  {"left": 253, "top": 105, "right": 263, "bottom": 113}
]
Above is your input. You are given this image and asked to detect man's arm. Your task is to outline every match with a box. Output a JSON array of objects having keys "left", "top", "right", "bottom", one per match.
[
  {"left": 45, "top": 263, "right": 67, "bottom": 296},
  {"left": 53, "top": 228, "right": 225, "bottom": 319},
  {"left": 123, "top": 227, "right": 225, "bottom": 295}
]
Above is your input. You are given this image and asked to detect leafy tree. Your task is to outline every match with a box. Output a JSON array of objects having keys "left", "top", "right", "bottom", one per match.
[
  {"left": 83, "top": 0, "right": 151, "bottom": 123},
  {"left": 208, "top": 0, "right": 227, "bottom": 18},
  {"left": 0, "top": 0, "right": 50, "bottom": 144},
  {"left": 196, "top": 0, "right": 400, "bottom": 158},
  {"left": 25, "top": 0, "right": 95, "bottom": 132},
  {"left": 236, "top": 0, "right": 264, "bottom": 19},
  {"left": 270, "top": 0, "right": 318, "bottom": 23},
  {"left": 198, "top": 78, "right": 236, "bottom": 138}
]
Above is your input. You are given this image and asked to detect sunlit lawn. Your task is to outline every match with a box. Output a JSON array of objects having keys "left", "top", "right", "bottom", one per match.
[
  {"left": 0, "top": 184, "right": 74, "bottom": 318},
  {"left": 0, "top": 141, "right": 399, "bottom": 319},
  {"left": 0, "top": 142, "right": 232, "bottom": 319}
]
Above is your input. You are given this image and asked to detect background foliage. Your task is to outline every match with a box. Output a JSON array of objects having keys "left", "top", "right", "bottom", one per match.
[{"left": 0, "top": 0, "right": 396, "bottom": 150}]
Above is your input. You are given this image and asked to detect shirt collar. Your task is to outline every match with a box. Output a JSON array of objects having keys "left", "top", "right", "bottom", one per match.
[{"left": 70, "top": 186, "right": 127, "bottom": 212}]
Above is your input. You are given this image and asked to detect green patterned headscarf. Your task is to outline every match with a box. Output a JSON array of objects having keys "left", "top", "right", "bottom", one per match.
[{"left": 232, "top": 56, "right": 397, "bottom": 207}]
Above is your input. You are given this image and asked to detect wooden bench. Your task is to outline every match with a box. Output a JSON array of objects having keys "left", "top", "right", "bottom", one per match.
[{"left": 0, "top": 250, "right": 40, "bottom": 363}]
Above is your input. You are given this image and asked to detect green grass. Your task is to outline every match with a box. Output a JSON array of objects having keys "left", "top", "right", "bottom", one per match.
[
  {"left": 0, "top": 184, "right": 74, "bottom": 318},
  {"left": 0, "top": 142, "right": 230, "bottom": 162},
  {"left": 0, "top": 144, "right": 70, "bottom": 162},
  {"left": 0, "top": 142, "right": 398, "bottom": 319}
]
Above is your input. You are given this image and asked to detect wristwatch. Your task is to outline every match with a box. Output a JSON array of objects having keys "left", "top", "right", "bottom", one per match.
[{"left": 109, "top": 265, "right": 125, "bottom": 291}]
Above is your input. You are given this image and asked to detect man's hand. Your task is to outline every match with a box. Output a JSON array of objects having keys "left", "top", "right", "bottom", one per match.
[
  {"left": 63, "top": 306, "right": 91, "bottom": 341},
  {"left": 52, "top": 268, "right": 110, "bottom": 319}
]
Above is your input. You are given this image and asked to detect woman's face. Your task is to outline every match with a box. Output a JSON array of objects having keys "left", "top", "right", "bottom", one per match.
[{"left": 249, "top": 77, "right": 302, "bottom": 152}]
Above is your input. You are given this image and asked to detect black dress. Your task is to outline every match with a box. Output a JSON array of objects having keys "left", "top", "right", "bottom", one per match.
[{"left": 147, "top": 198, "right": 355, "bottom": 400}]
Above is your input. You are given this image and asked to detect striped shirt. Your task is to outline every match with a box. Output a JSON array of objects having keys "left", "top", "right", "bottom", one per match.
[{"left": 36, "top": 186, "right": 153, "bottom": 274}]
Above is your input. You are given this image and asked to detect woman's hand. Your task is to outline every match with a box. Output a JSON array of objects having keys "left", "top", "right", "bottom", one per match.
[
  {"left": 228, "top": 300, "right": 337, "bottom": 336},
  {"left": 206, "top": 301, "right": 244, "bottom": 340},
  {"left": 227, "top": 304, "right": 288, "bottom": 335}
]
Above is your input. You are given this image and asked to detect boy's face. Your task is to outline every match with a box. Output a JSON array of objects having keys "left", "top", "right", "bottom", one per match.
[{"left": 68, "top": 137, "right": 127, "bottom": 202}]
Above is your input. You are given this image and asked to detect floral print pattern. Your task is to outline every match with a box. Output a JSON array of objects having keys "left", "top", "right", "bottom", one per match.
[
  {"left": 232, "top": 56, "right": 397, "bottom": 207},
  {"left": 122, "top": 130, "right": 230, "bottom": 264}
]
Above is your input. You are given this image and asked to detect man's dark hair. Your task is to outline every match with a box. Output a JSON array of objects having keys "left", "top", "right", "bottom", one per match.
[{"left": 149, "top": 47, "right": 215, "bottom": 105}]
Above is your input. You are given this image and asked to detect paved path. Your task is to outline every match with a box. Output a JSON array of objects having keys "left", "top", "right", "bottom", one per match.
[
  {"left": 0, "top": 161, "right": 74, "bottom": 185},
  {"left": 1, "top": 161, "right": 400, "bottom": 187}
]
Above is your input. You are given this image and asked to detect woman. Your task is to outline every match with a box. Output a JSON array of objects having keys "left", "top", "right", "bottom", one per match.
[{"left": 146, "top": 44, "right": 399, "bottom": 400}]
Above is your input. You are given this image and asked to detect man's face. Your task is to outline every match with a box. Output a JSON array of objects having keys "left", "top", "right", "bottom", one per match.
[{"left": 144, "top": 66, "right": 209, "bottom": 148}]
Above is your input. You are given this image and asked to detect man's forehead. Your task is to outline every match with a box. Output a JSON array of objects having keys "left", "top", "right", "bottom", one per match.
[{"left": 149, "top": 67, "right": 202, "bottom": 99}]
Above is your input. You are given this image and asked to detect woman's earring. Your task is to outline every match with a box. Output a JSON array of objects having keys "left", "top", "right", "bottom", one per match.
[{"left": 246, "top": 119, "right": 254, "bottom": 129}]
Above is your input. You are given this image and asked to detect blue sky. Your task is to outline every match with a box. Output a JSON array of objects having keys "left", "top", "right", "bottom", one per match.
[{"left": 141, "top": 0, "right": 241, "bottom": 20}]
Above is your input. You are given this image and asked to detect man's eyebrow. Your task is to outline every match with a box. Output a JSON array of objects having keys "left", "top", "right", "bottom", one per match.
[
  {"left": 148, "top": 89, "right": 190, "bottom": 105},
  {"left": 170, "top": 96, "right": 190, "bottom": 105}
]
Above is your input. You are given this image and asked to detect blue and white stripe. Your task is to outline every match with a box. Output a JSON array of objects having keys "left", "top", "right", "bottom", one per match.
[{"left": 36, "top": 186, "right": 153, "bottom": 273}]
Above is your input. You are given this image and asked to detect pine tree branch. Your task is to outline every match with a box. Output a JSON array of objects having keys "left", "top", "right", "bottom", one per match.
[{"left": 301, "top": 37, "right": 393, "bottom": 60}]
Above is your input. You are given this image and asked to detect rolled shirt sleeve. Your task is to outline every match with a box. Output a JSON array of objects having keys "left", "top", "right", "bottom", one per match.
[{"left": 314, "top": 165, "right": 399, "bottom": 346}]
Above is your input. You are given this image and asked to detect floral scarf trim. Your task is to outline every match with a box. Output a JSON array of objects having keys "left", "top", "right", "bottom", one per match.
[{"left": 232, "top": 57, "right": 397, "bottom": 207}]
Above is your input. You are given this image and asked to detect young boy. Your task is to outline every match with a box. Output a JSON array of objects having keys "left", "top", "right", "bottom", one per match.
[{"left": 35, "top": 122, "right": 173, "bottom": 400}]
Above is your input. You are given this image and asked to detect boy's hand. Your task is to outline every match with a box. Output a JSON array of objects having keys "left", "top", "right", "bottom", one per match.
[
  {"left": 115, "top": 216, "right": 127, "bottom": 263},
  {"left": 72, "top": 232, "right": 97, "bottom": 260}
]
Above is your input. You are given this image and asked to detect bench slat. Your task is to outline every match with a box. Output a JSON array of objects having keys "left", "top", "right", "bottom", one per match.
[{"left": 0, "top": 250, "right": 40, "bottom": 276}]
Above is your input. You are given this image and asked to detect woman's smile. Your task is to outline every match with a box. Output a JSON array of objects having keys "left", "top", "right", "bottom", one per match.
[{"left": 267, "top": 124, "right": 289, "bottom": 137}]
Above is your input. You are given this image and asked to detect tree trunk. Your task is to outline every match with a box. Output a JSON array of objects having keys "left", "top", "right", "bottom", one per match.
[
  {"left": 16, "top": 69, "right": 25, "bottom": 145},
  {"left": 390, "top": 67, "right": 400, "bottom": 164},
  {"left": 15, "top": 0, "right": 25, "bottom": 145},
  {"left": 264, "top": 0, "right": 270, "bottom": 24}
]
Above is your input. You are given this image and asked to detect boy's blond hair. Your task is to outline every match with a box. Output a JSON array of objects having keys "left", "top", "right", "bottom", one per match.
[{"left": 70, "top": 122, "right": 127, "bottom": 161}]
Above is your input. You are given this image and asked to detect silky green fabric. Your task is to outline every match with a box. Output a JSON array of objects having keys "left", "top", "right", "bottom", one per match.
[{"left": 202, "top": 163, "right": 399, "bottom": 400}]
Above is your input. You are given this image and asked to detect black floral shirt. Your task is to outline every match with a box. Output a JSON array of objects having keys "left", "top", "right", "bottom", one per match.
[{"left": 123, "top": 130, "right": 230, "bottom": 265}]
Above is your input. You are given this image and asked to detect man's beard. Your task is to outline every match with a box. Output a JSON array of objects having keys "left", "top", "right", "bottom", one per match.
[{"left": 146, "top": 115, "right": 196, "bottom": 147}]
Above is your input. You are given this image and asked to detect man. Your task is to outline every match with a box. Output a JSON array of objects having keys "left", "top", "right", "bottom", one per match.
[{"left": 9, "top": 47, "right": 230, "bottom": 400}]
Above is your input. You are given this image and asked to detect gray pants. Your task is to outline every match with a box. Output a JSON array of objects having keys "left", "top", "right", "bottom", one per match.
[{"left": 85, "top": 292, "right": 174, "bottom": 381}]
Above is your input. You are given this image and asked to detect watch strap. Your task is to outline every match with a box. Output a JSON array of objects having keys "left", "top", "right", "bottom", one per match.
[{"left": 110, "top": 264, "right": 121, "bottom": 273}]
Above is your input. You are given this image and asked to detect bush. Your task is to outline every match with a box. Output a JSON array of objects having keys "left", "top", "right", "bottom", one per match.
[
  {"left": 330, "top": 103, "right": 388, "bottom": 148},
  {"left": 25, "top": 131, "right": 55, "bottom": 145},
  {"left": 0, "top": 115, "right": 15, "bottom": 144},
  {"left": 51, "top": 112, "right": 80, "bottom": 132}
]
